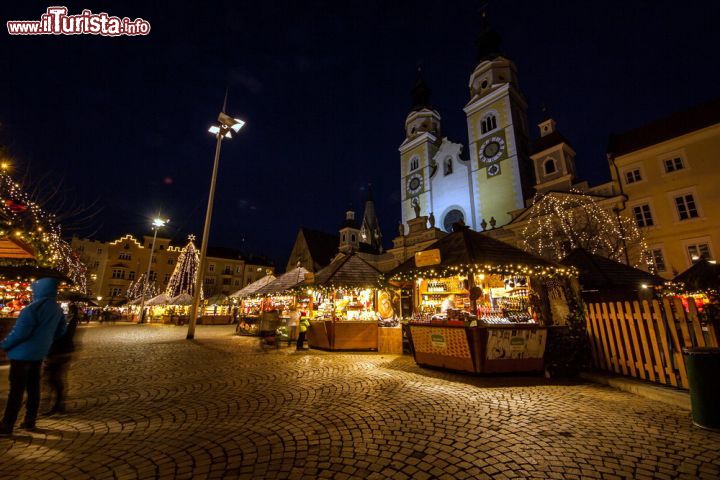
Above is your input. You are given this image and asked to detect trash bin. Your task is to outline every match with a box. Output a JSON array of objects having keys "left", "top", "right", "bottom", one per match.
[{"left": 684, "top": 347, "right": 720, "bottom": 430}]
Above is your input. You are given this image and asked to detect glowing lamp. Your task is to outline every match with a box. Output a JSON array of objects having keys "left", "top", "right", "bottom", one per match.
[
  {"left": 152, "top": 218, "right": 169, "bottom": 228},
  {"left": 208, "top": 125, "right": 221, "bottom": 135}
]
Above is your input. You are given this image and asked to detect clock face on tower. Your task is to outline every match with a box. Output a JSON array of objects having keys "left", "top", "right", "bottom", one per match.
[
  {"left": 406, "top": 172, "right": 423, "bottom": 196},
  {"left": 479, "top": 136, "right": 505, "bottom": 164}
]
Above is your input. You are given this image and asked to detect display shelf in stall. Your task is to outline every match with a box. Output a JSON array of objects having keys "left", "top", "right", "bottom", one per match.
[{"left": 303, "top": 253, "right": 400, "bottom": 352}]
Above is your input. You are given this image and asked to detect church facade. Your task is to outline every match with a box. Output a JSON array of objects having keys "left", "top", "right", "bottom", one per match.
[{"left": 399, "top": 23, "right": 532, "bottom": 233}]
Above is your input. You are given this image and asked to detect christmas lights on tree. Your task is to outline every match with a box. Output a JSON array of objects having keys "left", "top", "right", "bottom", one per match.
[
  {"left": 520, "top": 190, "right": 650, "bottom": 268},
  {"left": 165, "top": 235, "right": 202, "bottom": 299},
  {"left": 0, "top": 170, "right": 87, "bottom": 291},
  {"left": 127, "top": 273, "right": 157, "bottom": 300}
]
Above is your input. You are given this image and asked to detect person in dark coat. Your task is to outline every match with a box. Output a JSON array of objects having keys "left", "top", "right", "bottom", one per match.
[
  {"left": 43, "top": 302, "right": 79, "bottom": 415},
  {"left": 0, "top": 278, "right": 66, "bottom": 435}
]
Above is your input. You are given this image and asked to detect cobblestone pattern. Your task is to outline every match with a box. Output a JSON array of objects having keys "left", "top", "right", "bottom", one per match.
[{"left": 0, "top": 324, "right": 718, "bottom": 479}]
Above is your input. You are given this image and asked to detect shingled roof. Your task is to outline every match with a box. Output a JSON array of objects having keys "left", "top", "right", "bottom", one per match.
[
  {"left": 229, "top": 274, "right": 276, "bottom": 298},
  {"left": 608, "top": 98, "right": 720, "bottom": 156},
  {"left": 560, "top": 248, "right": 664, "bottom": 290},
  {"left": 254, "top": 266, "right": 309, "bottom": 296},
  {"left": 389, "top": 226, "right": 561, "bottom": 278},
  {"left": 673, "top": 258, "right": 720, "bottom": 292},
  {"left": 531, "top": 130, "right": 573, "bottom": 155},
  {"left": 311, "top": 253, "right": 382, "bottom": 289},
  {"left": 300, "top": 228, "right": 339, "bottom": 270}
]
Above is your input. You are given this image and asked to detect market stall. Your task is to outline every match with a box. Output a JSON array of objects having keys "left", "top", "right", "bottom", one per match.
[
  {"left": 200, "top": 293, "right": 232, "bottom": 324},
  {"left": 388, "top": 226, "right": 577, "bottom": 374},
  {"left": 305, "top": 253, "right": 400, "bottom": 352},
  {"left": 229, "top": 274, "right": 276, "bottom": 335},
  {"left": 252, "top": 266, "right": 311, "bottom": 340}
]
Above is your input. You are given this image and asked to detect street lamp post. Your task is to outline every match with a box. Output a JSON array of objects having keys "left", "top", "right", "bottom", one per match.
[
  {"left": 187, "top": 111, "right": 245, "bottom": 340},
  {"left": 138, "top": 217, "right": 168, "bottom": 324}
]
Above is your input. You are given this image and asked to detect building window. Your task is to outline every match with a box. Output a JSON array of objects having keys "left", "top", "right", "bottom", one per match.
[
  {"left": 77, "top": 245, "right": 85, "bottom": 253},
  {"left": 109, "top": 287, "right": 122, "bottom": 297},
  {"left": 632, "top": 204, "right": 654, "bottom": 227},
  {"left": 236, "top": 265, "right": 243, "bottom": 274},
  {"left": 128, "top": 271, "right": 136, "bottom": 280},
  {"left": 151, "top": 255, "right": 157, "bottom": 263},
  {"left": 480, "top": 113, "right": 498, "bottom": 135},
  {"left": 234, "top": 279, "right": 241, "bottom": 286},
  {"left": 664, "top": 156, "right": 685, "bottom": 173},
  {"left": 222, "top": 278, "right": 231, "bottom": 285},
  {"left": 224, "top": 266, "right": 232, "bottom": 275},
  {"left": 624, "top": 169, "right": 642, "bottom": 184},
  {"left": 119, "top": 252, "right": 131, "bottom": 260},
  {"left": 443, "top": 209, "right": 465, "bottom": 233},
  {"left": 163, "top": 273, "right": 170, "bottom": 283},
  {"left": 97, "top": 248, "right": 103, "bottom": 254},
  {"left": 208, "top": 263, "right": 215, "bottom": 272},
  {"left": 543, "top": 158, "right": 556, "bottom": 175},
  {"left": 149, "top": 271, "right": 157, "bottom": 281},
  {"left": 687, "top": 243, "right": 712, "bottom": 263},
  {"left": 204, "top": 277, "right": 215, "bottom": 285},
  {"left": 444, "top": 157, "right": 453, "bottom": 176},
  {"left": 158, "top": 245, "right": 164, "bottom": 250},
  {"left": 92, "top": 261, "right": 100, "bottom": 269},
  {"left": 649, "top": 249, "right": 666, "bottom": 273},
  {"left": 111, "top": 269, "right": 125, "bottom": 279},
  {"left": 351, "top": 234, "right": 356, "bottom": 243},
  {"left": 168, "top": 258, "right": 174, "bottom": 265},
  {"left": 674, "top": 194, "right": 699, "bottom": 220},
  {"left": 410, "top": 157, "right": 419, "bottom": 171}
]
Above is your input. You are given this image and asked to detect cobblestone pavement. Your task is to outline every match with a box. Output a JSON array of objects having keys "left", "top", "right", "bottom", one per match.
[{"left": 1, "top": 324, "right": 719, "bottom": 480}]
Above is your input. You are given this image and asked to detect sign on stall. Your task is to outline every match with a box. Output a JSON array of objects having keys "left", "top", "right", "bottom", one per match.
[
  {"left": 304, "top": 272, "right": 315, "bottom": 284},
  {"left": 415, "top": 249, "right": 441, "bottom": 268}
]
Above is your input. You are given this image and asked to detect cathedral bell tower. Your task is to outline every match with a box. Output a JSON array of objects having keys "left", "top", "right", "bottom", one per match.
[
  {"left": 464, "top": 15, "right": 532, "bottom": 228},
  {"left": 399, "top": 67, "right": 442, "bottom": 230}
]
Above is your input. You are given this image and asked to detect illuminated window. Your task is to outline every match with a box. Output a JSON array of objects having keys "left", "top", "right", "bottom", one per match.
[
  {"left": 625, "top": 169, "right": 642, "bottom": 184},
  {"left": 674, "top": 194, "right": 699, "bottom": 220},
  {"left": 648, "top": 248, "right": 666, "bottom": 272},
  {"left": 664, "top": 157, "right": 685, "bottom": 173},
  {"left": 687, "top": 243, "right": 712, "bottom": 263},
  {"left": 632, "top": 204, "right": 654, "bottom": 227}
]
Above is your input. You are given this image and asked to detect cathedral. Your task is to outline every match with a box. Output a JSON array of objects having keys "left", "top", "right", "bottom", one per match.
[{"left": 399, "top": 20, "right": 533, "bottom": 233}]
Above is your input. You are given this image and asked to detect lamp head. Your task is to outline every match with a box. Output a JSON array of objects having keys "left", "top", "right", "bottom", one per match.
[
  {"left": 152, "top": 218, "right": 168, "bottom": 228},
  {"left": 218, "top": 112, "right": 245, "bottom": 132}
]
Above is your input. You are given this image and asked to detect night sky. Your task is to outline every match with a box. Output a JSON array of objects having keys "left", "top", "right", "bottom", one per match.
[{"left": 1, "top": 1, "right": 718, "bottom": 270}]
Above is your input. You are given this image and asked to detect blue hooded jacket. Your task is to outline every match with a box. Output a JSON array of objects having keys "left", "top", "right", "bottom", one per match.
[{"left": 0, "top": 278, "right": 67, "bottom": 361}]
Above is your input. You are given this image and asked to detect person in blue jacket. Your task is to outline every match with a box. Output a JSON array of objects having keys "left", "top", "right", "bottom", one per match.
[{"left": 0, "top": 277, "right": 66, "bottom": 435}]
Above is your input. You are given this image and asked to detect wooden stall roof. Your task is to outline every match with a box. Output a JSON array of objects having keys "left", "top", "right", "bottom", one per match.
[
  {"left": 673, "top": 258, "right": 720, "bottom": 292},
  {"left": 254, "top": 266, "right": 309, "bottom": 296},
  {"left": 229, "top": 274, "right": 276, "bottom": 298},
  {"left": 388, "top": 226, "right": 560, "bottom": 278},
  {"left": 310, "top": 253, "right": 381, "bottom": 289},
  {"left": 560, "top": 248, "right": 664, "bottom": 290}
]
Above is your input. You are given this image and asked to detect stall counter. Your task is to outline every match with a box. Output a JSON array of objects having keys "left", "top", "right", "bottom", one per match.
[
  {"left": 0, "top": 317, "right": 17, "bottom": 363},
  {"left": 307, "top": 320, "right": 378, "bottom": 351},
  {"left": 407, "top": 323, "right": 547, "bottom": 374}
]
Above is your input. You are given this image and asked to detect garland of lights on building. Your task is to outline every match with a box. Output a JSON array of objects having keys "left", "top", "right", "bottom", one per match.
[
  {"left": 0, "top": 171, "right": 87, "bottom": 291},
  {"left": 520, "top": 189, "right": 650, "bottom": 269},
  {"left": 165, "top": 235, "right": 202, "bottom": 299}
]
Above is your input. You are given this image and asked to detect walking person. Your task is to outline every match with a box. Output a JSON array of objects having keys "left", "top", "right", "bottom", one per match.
[
  {"left": 43, "top": 302, "right": 80, "bottom": 415},
  {"left": 0, "top": 278, "right": 66, "bottom": 435},
  {"left": 296, "top": 313, "right": 309, "bottom": 350}
]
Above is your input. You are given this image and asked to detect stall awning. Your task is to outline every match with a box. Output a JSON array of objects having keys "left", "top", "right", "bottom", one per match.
[
  {"left": 146, "top": 293, "right": 170, "bottom": 306},
  {"left": 229, "top": 274, "right": 276, "bottom": 298},
  {"left": 309, "top": 253, "right": 381, "bottom": 289},
  {"left": 253, "top": 267, "right": 309, "bottom": 296},
  {"left": 673, "top": 258, "right": 720, "bottom": 292},
  {"left": 388, "top": 226, "right": 569, "bottom": 280},
  {"left": 560, "top": 248, "right": 664, "bottom": 291},
  {"left": 169, "top": 293, "right": 194, "bottom": 305}
]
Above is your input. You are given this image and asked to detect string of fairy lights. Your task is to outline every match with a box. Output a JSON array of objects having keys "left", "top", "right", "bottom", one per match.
[
  {"left": 520, "top": 189, "right": 651, "bottom": 269},
  {"left": 387, "top": 262, "right": 576, "bottom": 283},
  {"left": 126, "top": 273, "right": 158, "bottom": 300},
  {"left": 0, "top": 171, "right": 87, "bottom": 291},
  {"left": 165, "top": 235, "right": 202, "bottom": 299}
]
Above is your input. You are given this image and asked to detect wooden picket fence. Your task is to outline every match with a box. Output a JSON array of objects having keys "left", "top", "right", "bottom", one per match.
[{"left": 585, "top": 298, "right": 719, "bottom": 389}]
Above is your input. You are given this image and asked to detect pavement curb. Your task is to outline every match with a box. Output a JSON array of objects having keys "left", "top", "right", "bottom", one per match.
[{"left": 580, "top": 371, "right": 691, "bottom": 410}]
